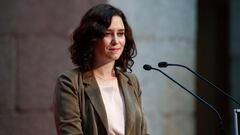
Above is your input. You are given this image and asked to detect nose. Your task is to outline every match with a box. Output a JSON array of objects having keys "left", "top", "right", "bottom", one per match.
[{"left": 111, "top": 34, "right": 119, "bottom": 45}]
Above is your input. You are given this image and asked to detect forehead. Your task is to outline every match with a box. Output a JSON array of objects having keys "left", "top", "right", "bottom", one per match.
[{"left": 108, "top": 16, "right": 125, "bottom": 30}]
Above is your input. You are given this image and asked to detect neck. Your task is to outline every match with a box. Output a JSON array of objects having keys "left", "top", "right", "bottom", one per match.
[{"left": 93, "top": 61, "right": 116, "bottom": 79}]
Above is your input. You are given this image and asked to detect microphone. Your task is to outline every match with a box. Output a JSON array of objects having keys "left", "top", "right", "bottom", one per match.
[
  {"left": 143, "top": 64, "right": 225, "bottom": 135},
  {"left": 143, "top": 64, "right": 152, "bottom": 71},
  {"left": 158, "top": 61, "right": 240, "bottom": 106}
]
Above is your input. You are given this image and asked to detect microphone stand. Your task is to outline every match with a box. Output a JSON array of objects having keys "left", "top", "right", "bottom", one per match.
[
  {"left": 158, "top": 62, "right": 240, "bottom": 106},
  {"left": 143, "top": 64, "right": 225, "bottom": 135}
]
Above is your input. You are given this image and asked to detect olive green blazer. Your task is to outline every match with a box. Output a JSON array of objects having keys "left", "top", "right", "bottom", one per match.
[{"left": 54, "top": 68, "right": 149, "bottom": 135}]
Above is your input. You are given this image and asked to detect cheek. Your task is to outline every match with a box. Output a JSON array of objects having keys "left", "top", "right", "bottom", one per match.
[
  {"left": 120, "top": 37, "right": 126, "bottom": 46},
  {"left": 102, "top": 38, "right": 112, "bottom": 48}
]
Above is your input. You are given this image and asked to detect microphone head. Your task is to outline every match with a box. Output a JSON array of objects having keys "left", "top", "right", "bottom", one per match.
[
  {"left": 158, "top": 62, "right": 168, "bottom": 68},
  {"left": 143, "top": 64, "right": 152, "bottom": 71}
]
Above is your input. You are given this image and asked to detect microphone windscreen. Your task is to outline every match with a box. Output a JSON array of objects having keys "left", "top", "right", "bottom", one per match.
[
  {"left": 158, "top": 62, "right": 168, "bottom": 68},
  {"left": 143, "top": 64, "right": 152, "bottom": 71}
]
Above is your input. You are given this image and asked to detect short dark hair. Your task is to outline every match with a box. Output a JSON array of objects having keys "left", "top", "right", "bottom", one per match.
[{"left": 69, "top": 4, "right": 137, "bottom": 72}]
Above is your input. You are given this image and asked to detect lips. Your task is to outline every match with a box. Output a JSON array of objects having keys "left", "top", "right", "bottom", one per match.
[{"left": 109, "top": 48, "right": 121, "bottom": 51}]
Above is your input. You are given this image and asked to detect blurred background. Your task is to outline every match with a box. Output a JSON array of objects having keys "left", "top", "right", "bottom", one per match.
[{"left": 0, "top": 0, "right": 239, "bottom": 135}]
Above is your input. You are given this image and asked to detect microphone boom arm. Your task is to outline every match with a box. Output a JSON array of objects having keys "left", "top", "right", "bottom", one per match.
[
  {"left": 144, "top": 64, "right": 225, "bottom": 135},
  {"left": 165, "top": 63, "right": 240, "bottom": 106}
]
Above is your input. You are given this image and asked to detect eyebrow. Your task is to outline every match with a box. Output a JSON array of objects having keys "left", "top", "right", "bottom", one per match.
[{"left": 106, "top": 29, "right": 125, "bottom": 31}]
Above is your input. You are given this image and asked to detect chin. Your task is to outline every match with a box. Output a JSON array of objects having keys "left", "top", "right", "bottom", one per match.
[
  {"left": 110, "top": 55, "right": 121, "bottom": 60},
  {"left": 107, "top": 52, "right": 122, "bottom": 59},
  {"left": 112, "top": 56, "right": 121, "bottom": 60}
]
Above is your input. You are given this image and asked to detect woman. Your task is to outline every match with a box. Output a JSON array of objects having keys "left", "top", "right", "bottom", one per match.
[{"left": 54, "top": 3, "right": 149, "bottom": 135}]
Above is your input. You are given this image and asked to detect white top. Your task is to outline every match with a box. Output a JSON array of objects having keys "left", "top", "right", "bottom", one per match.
[{"left": 96, "top": 78, "right": 125, "bottom": 135}]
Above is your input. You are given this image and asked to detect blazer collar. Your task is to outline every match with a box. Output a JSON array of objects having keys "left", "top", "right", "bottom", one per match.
[
  {"left": 82, "top": 71, "right": 109, "bottom": 131},
  {"left": 82, "top": 70, "right": 136, "bottom": 135},
  {"left": 116, "top": 71, "right": 136, "bottom": 135}
]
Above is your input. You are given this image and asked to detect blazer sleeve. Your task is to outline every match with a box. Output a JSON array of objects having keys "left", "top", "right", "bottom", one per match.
[
  {"left": 54, "top": 71, "right": 84, "bottom": 135},
  {"left": 128, "top": 73, "right": 150, "bottom": 135}
]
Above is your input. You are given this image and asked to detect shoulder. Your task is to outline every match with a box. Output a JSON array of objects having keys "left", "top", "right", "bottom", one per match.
[
  {"left": 57, "top": 68, "right": 80, "bottom": 79},
  {"left": 120, "top": 70, "right": 138, "bottom": 81},
  {"left": 119, "top": 71, "right": 143, "bottom": 100},
  {"left": 57, "top": 68, "right": 81, "bottom": 82},
  {"left": 56, "top": 68, "right": 81, "bottom": 90},
  {"left": 117, "top": 70, "right": 140, "bottom": 89},
  {"left": 124, "top": 72, "right": 138, "bottom": 83},
  {"left": 124, "top": 72, "right": 138, "bottom": 85}
]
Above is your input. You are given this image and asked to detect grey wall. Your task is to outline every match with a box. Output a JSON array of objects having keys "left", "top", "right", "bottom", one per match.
[{"left": 109, "top": 1, "right": 197, "bottom": 135}]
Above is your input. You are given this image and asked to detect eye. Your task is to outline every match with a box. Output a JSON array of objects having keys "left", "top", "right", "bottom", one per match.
[
  {"left": 104, "top": 31, "right": 112, "bottom": 37},
  {"left": 117, "top": 31, "right": 125, "bottom": 37}
]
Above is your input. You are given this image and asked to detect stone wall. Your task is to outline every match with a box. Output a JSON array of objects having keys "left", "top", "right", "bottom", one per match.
[{"left": 0, "top": 0, "right": 105, "bottom": 135}]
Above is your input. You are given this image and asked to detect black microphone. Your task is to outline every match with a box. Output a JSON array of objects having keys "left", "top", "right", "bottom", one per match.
[
  {"left": 143, "top": 64, "right": 152, "bottom": 71},
  {"left": 158, "top": 61, "right": 240, "bottom": 106},
  {"left": 143, "top": 64, "right": 225, "bottom": 135}
]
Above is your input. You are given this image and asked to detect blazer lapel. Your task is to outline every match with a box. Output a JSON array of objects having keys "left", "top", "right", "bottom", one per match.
[
  {"left": 81, "top": 71, "right": 108, "bottom": 132},
  {"left": 116, "top": 71, "right": 136, "bottom": 135}
]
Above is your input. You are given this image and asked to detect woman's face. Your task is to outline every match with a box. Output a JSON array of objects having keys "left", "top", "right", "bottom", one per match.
[{"left": 94, "top": 15, "right": 126, "bottom": 65}]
